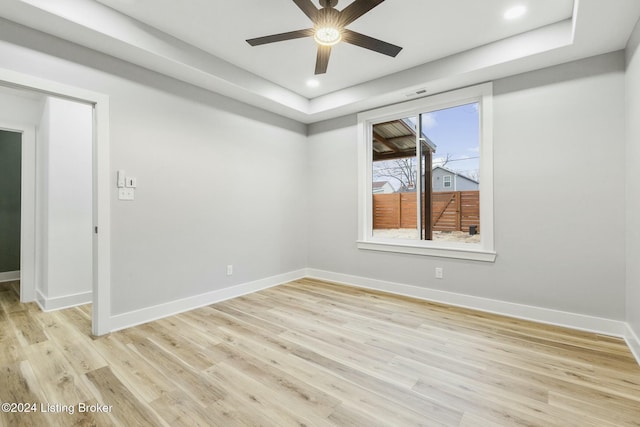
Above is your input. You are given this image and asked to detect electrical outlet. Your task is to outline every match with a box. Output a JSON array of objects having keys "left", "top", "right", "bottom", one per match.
[
  {"left": 226, "top": 265, "right": 233, "bottom": 276},
  {"left": 435, "top": 267, "right": 444, "bottom": 279},
  {"left": 118, "top": 187, "right": 134, "bottom": 201}
]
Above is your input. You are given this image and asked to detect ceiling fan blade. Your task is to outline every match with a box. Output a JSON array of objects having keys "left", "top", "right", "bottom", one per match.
[
  {"left": 338, "top": 0, "right": 384, "bottom": 27},
  {"left": 342, "top": 29, "right": 402, "bottom": 57},
  {"left": 292, "top": 0, "right": 319, "bottom": 22},
  {"left": 246, "top": 29, "right": 314, "bottom": 46},
  {"left": 315, "top": 45, "right": 332, "bottom": 74}
]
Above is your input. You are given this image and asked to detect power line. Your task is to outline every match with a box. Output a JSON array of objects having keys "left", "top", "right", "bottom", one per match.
[{"left": 435, "top": 156, "right": 479, "bottom": 163}]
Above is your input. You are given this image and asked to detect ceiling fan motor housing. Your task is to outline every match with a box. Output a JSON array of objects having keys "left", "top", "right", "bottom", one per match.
[
  {"left": 316, "top": 6, "right": 342, "bottom": 29},
  {"left": 319, "top": 0, "right": 339, "bottom": 8}
]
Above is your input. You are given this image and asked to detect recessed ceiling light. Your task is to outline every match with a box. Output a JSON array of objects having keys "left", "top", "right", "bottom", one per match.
[
  {"left": 306, "top": 79, "right": 320, "bottom": 88},
  {"left": 504, "top": 5, "right": 527, "bottom": 20}
]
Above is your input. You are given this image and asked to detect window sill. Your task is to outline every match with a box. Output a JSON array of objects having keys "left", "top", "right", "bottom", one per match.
[{"left": 357, "top": 240, "right": 497, "bottom": 262}]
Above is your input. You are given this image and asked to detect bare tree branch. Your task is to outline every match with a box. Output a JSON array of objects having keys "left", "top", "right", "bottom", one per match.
[
  {"left": 373, "top": 158, "right": 417, "bottom": 191},
  {"left": 435, "top": 153, "right": 452, "bottom": 168}
]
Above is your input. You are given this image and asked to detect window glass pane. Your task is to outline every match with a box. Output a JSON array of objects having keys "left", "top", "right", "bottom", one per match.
[
  {"left": 371, "top": 117, "right": 419, "bottom": 240},
  {"left": 425, "top": 102, "right": 480, "bottom": 244},
  {"left": 369, "top": 104, "right": 480, "bottom": 244}
]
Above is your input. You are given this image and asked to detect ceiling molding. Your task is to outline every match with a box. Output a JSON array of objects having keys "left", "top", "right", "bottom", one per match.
[{"left": 1, "top": 0, "right": 639, "bottom": 124}]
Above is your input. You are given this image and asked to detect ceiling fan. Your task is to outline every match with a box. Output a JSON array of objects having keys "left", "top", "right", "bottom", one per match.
[{"left": 246, "top": 0, "right": 402, "bottom": 75}]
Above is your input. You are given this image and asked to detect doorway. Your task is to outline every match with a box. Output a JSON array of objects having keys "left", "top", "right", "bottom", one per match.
[
  {"left": 0, "top": 94, "right": 93, "bottom": 309},
  {"left": 0, "top": 130, "right": 22, "bottom": 285},
  {"left": 0, "top": 72, "right": 111, "bottom": 336},
  {"left": 0, "top": 119, "right": 36, "bottom": 303}
]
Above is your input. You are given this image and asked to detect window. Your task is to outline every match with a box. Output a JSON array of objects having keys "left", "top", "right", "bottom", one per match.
[{"left": 357, "top": 83, "right": 495, "bottom": 261}]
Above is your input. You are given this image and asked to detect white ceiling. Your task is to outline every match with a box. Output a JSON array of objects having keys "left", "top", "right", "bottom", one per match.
[
  {"left": 93, "top": 0, "right": 574, "bottom": 98},
  {"left": 1, "top": 0, "right": 640, "bottom": 123}
]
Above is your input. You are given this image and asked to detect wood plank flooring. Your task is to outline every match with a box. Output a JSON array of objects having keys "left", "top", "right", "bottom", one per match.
[{"left": 1, "top": 278, "right": 639, "bottom": 426}]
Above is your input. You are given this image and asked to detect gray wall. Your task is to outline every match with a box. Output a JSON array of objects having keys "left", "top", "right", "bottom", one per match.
[
  {"left": 308, "top": 52, "right": 626, "bottom": 320},
  {"left": 0, "top": 19, "right": 630, "bottom": 326},
  {"left": 0, "top": 130, "right": 21, "bottom": 273},
  {"left": 626, "top": 20, "right": 640, "bottom": 339},
  {"left": 0, "top": 20, "right": 308, "bottom": 316}
]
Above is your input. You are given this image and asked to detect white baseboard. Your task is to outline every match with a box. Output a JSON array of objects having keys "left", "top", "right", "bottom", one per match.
[
  {"left": 95, "top": 266, "right": 639, "bottom": 367},
  {"left": 109, "top": 269, "right": 307, "bottom": 333},
  {"left": 625, "top": 324, "right": 640, "bottom": 366},
  {"left": 36, "top": 289, "right": 92, "bottom": 311},
  {"left": 0, "top": 271, "right": 20, "bottom": 283},
  {"left": 305, "top": 268, "right": 628, "bottom": 338}
]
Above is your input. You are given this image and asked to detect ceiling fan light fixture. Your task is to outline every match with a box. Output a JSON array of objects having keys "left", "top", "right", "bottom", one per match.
[
  {"left": 314, "top": 26, "right": 342, "bottom": 46},
  {"left": 246, "top": 0, "right": 402, "bottom": 74}
]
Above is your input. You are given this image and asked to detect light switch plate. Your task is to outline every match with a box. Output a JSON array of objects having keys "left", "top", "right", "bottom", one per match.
[
  {"left": 117, "top": 170, "right": 126, "bottom": 188},
  {"left": 118, "top": 188, "right": 134, "bottom": 201},
  {"left": 125, "top": 177, "right": 137, "bottom": 188}
]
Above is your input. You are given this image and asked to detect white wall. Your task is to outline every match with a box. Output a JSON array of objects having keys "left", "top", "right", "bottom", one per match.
[
  {"left": 0, "top": 20, "right": 308, "bottom": 318},
  {"left": 37, "top": 97, "right": 93, "bottom": 307},
  {"left": 0, "top": 90, "right": 42, "bottom": 124},
  {"left": 626, "top": 20, "right": 640, "bottom": 348},
  {"left": 36, "top": 96, "right": 49, "bottom": 297},
  {"left": 308, "top": 52, "right": 626, "bottom": 321}
]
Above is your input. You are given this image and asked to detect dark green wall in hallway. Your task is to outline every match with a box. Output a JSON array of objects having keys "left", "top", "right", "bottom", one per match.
[{"left": 0, "top": 130, "right": 21, "bottom": 272}]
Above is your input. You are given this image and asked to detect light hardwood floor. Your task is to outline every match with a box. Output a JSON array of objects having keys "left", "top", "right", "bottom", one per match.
[{"left": 1, "top": 278, "right": 639, "bottom": 426}]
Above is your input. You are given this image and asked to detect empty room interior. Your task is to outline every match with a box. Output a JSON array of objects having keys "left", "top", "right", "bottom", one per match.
[{"left": 1, "top": 0, "right": 640, "bottom": 425}]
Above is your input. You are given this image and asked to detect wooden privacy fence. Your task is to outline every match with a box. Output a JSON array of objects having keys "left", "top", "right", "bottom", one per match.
[{"left": 373, "top": 191, "right": 480, "bottom": 232}]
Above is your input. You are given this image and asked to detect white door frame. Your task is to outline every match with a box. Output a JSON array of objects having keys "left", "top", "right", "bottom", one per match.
[
  {"left": 0, "top": 68, "right": 111, "bottom": 336},
  {"left": 0, "top": 122, "right": 35, "bottom": 301}
]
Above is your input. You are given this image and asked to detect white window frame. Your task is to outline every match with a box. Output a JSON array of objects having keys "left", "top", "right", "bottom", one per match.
[
  {"left": 357, "top": 83, "right": 496, "bottom": 262},
  {"left": 443, "top": 175, "right": 452, "bottom": 188}
]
